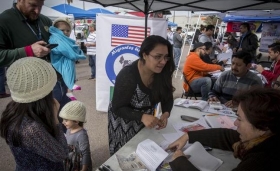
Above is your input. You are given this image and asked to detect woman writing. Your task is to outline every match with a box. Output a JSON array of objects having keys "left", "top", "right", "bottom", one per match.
[
  {"left": 0, "top": 58, "right": 68, "bottom": 170},
  {"left": 108, "top": 35, "right": 175, "bottom": 155},
  {"left": 167, "top": 88, "right": 280, "bottom": 171}
]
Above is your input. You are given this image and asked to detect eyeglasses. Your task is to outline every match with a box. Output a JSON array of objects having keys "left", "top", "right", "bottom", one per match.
[
  {"left": 148, "top": 54, "right": 171, "bottom": 61},
  {"left": 271, "top": 80, "right": 280, "bottom": 88}
]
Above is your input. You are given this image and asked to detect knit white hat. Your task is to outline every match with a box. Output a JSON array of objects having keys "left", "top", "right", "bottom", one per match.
[
  {"left": 53, "top": 17, "right": 72, "bottom": 32},
  {"left": 59, "top": 101, "right": 86, "bottom": 122},
  {"left": 6, "top": 57, "right": 57, "bottom": 103}
]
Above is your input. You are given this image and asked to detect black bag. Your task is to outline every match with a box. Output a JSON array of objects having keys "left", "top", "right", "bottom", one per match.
[
  {"left": 80, "top": 42, "right": 87, "bottom": 54},
  {"left": 63, "top": 145, "right": 82, "bottom": 171}
]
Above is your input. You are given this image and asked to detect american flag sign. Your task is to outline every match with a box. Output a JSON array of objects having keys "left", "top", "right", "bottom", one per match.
[{"left": 111, "top": 24, "right": 151, "bottom": 47}]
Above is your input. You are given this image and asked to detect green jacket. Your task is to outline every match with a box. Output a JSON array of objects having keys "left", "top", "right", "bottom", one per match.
[{"left": 0, "top": 4, "right": 52, "bottom": 67}]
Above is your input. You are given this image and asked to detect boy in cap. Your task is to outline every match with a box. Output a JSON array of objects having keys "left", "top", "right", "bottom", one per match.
[
  {"left": 49, "top": 17, "right": 86, "bottom": 100},
  {"left": 59, "top": 101, "right": 92, "bottom": 171}
]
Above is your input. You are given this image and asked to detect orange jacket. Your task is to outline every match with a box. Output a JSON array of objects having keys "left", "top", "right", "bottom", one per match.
[{"left": 183, "top": 52, "right": 222, "bottom": 91}]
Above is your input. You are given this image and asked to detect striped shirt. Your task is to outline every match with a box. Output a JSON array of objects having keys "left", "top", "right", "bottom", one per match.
[
  {"left": 86, "top": 31, "right": 96, "bottom": 55},
  {"left": 209, "top": 70, "right": 263, "bottom": 103}
]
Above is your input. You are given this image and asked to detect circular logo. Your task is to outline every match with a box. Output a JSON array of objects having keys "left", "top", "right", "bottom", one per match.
[{"left": 105, "top": 44, "right": 140, "bottom": 84}]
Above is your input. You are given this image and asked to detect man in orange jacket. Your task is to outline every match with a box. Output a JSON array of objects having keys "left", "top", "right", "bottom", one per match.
[{"left": 183, "top": 42, "right": 224, "bottom": 100}]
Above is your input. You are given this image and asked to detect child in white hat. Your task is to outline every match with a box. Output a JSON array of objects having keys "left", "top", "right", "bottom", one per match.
[
  {"left": 59, "top": 101, "right": 92, "bottom": 171},
  {"left": 49, "top": 17, "right": 86, "bottom": 101}
]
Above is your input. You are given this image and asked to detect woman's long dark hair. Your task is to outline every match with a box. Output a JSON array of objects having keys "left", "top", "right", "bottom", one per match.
[
  {"left": 0, "top": 92, "right": 59, "bottom": 146},
  {"left": 139, "top": 35, "right": 175, "bottom": 103}
]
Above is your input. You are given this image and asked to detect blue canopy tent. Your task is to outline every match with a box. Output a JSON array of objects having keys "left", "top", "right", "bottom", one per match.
[
  {"left": 87, "top": 8, "right": 114, "bottom": 19},
  {"left": 52, "top": 4, "right": 94, "bottom": 19},
  {"left": 168, "top": 21, "right": 177, "bottom": 27}
]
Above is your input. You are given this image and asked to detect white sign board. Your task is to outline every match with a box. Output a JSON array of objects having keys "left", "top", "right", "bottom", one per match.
[{"left": 96, "top": 14, "right": 167, "bottom": 112}]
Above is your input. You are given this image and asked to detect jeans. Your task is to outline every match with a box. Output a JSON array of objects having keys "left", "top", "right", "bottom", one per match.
[
  {"left": 52, "top": 79, "right": 70, "bottom": 133},
  {"left": 190, "top": 77, "right": 212, "bottom": 101},
  {"left": 0, "top": 67, "right": 6, "bottom": 94},
  {"left": 173, "top": 47, "right": 181, "bottom": 68},
  {"left": 89, "top": 55, "right": 96, "bottom": 78}
]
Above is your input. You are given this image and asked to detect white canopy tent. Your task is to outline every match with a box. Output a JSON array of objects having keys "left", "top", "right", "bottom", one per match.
[
  {"left": 83, "top": 0, "right": 280, "bottom": 37},
  {"left": 83, "top": 0, "right": 280, "bottom": 12},
  {"left": 0, "top": 3, "right": 73, "bottom": 21},
  {"left": 41, "top": 5, "right": 74, "bottom": 21},
  {"left": 84, "top": 0, "right": 280, "bottom": 77}
]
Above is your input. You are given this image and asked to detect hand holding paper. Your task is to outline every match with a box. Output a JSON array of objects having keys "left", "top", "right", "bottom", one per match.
[{"left": 166, "top": 133, "right": 189, "bottom": 151}]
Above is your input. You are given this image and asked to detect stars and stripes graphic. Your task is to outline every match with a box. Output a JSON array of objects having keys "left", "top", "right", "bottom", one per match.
[{"left": 111, "top": 24, "right": 151, "bottom": 47}]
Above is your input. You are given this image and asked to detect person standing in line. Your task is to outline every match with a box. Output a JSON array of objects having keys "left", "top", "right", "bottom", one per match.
[
  {"left": 85, "top": 23, "right": 97, "bottom": 80},
  {"left": 0, "top": 67, "right": 10, "bottom": 98},
  {"left": 0, "top": 58, "right": 68, "bottom": 170},
  {"left": 108, "top": 35, "right": 175, "bottom": 155},
  {"left": 173, "top": 26, "right": 184, "bottom": 69},
  {"left": 233, "top": 22, "right": 258, "bottom": 62},
  {"left": 0, "top": 0, "right": 70, "bottom": 118},
  {"left": 49, "top": 17, "right": 86, "bottom": 101},
  {"left": 167, "top": 27, "right": 174, "bottom": 48},
  {"left": 0, "top": 0, "right": 51, "bottom": 67},
  {"left": 59, "top": 101, "right": 92, "bottom": 171},
  {"left": 199, "top": 25, "right": 218, "bottom": 59}
]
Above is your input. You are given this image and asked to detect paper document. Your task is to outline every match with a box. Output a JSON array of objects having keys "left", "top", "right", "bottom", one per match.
[
  {"left": 204, "top": 114, "right": 237, "bottom": 130},
  {"left": 136, "top": 139, "right": 168, "bottom": 171},
  {"left": 116, "top": 152, "right": 147, "bottom": 171},
  {"left": 184, "top": 141, "right": 223, "bottom": 171},
  {"left": 116, "top": 139, "right": 168, "bottom": 171},
  {"left": 217, "top": 53, "right": 232, "bottom": 62}
]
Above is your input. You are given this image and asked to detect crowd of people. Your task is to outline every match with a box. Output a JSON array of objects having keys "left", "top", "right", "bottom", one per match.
[{"left": 0, "top": 0, "right": 280, "bottom": 171}]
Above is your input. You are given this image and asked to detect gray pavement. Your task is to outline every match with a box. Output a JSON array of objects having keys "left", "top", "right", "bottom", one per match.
[{"left": 0, "top": 46, "right": 189, "bottom": 171}]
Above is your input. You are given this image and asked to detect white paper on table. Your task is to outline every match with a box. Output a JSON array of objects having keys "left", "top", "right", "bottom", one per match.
[
  {"left": 202, "top": 105, "right": 237, "bottom": 117},
  {"left": 136, "top": 139, "right": 168, "bottom": 171},
  {"left": 162, "top": 132, "right": 185, "bottom": 143},
  {"left": 116, "top": 152, "right": 148, "bottom": 171},
  {"left": 184, "top": 141, "right": 223, "bottom": 171},
  {"left": 217, "top": 52, "right": 232, "bottom": 62}
]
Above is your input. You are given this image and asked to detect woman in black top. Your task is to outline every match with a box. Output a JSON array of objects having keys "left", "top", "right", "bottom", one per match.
[{"left": 108, "top": 35, "right": 175, "bottom": 155}]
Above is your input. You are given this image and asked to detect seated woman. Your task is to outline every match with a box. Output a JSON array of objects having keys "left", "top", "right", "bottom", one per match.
[
  {"left": 167, "top": 88, "right": 280, "bottom": 171},
  {"left": 108, "top": 35, "right": 175, "bottom": 155}
]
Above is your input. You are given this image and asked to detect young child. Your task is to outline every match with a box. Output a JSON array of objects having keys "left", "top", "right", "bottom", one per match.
[
  {"left": 49, "top": 17, "right": 86, "bottom": 101},
  {"left": 59, "top": 101, "right": 92, "bottom": 171}
]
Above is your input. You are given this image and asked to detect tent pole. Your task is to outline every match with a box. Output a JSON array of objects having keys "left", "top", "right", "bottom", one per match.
[
  {"left": 180, "top": 13, "right": 201, "bottom": 80},
  {"left": 174, "top": 12, "right": 192, "bottom": 78},
  {"left": 144, "top": 0, "right": 148, "bottom": 38}
]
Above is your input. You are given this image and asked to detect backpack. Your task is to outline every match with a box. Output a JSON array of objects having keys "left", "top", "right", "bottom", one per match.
[{"left": 63, "top": 145, "right": 82, "bottom": 171}]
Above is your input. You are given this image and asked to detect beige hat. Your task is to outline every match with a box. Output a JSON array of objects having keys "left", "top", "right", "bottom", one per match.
[
  {"left": 6, "top": 57, "right": 57, "bottom": 103},
  {"left": 53, "top": 17, "right": 72, "bottom": 32},
  {"left": 59, "top": 101, "right": 86, "bottom": 122}
]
